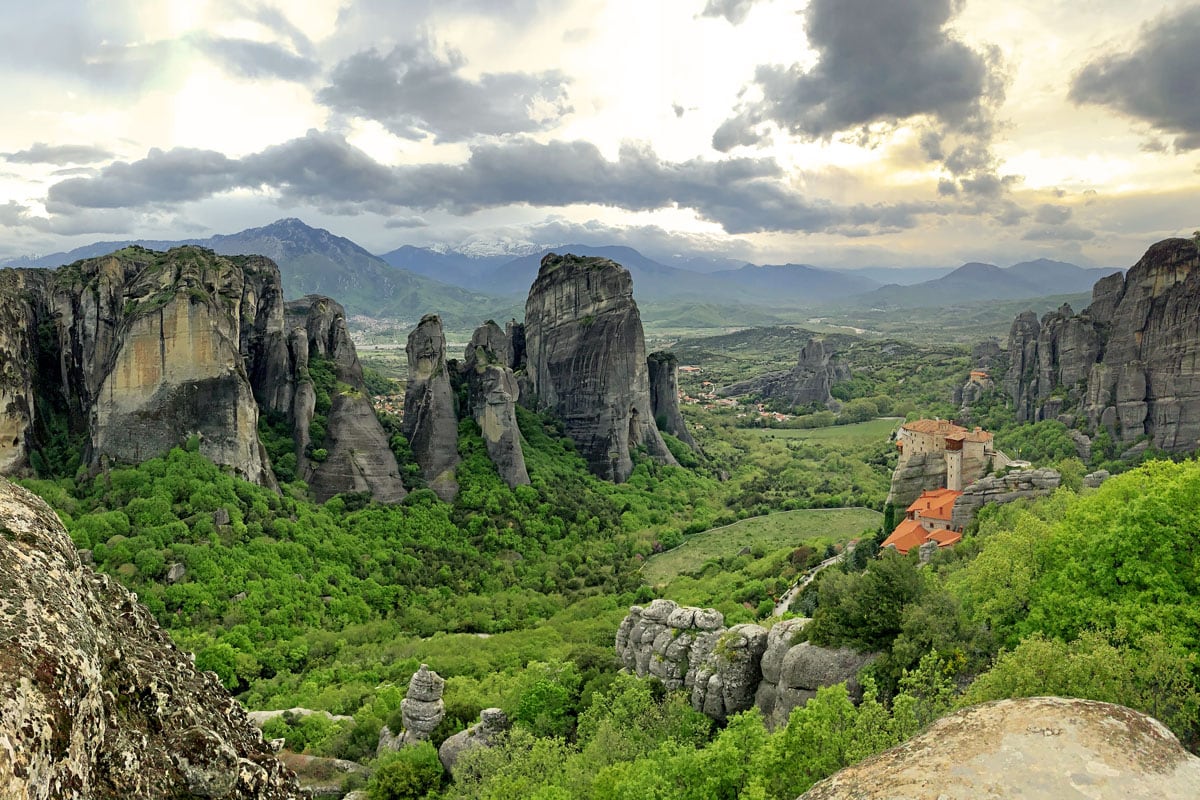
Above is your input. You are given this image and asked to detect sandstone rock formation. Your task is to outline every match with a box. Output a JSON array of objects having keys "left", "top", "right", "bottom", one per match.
[
  {"left": 399, "top": 665, "right": 446, "bottom": 745},
  {"left": 1004, "top": 238, "right": 1200, "bottom": 452},
  {"left": 616, "top": 602, "right": 872, "bottom": 725},
  {"left": 61, "top": 248, "right": 274, "bottom": 485},
  {"left": 718, "top": 338, "right": 849, "bottom": 409},
  {"left": 522, "top": 253, "right": 676, "bottom": 482},
  {"left": 402, "top": 314, "right": 460, "bottom": 501},
  {"left": 0, "top": 476, "right": 301, "bottom": 799},
  {"left": 949, "top": 467, "right": 1061, "bottom": 529},
  {"left": 615, "top": 600, "right": 724, "bottom": 692},
  {"left": 276, "top": 296, "right": 406, "bottom": 503},
  {"left": 0, "top": 246, "right": 405, "bottom": 504},
  {"left": 463, "top": 322, "right": 530, "bottom": 487},
  {"left": 754, "top": 618, "right": 875, "bottom": 730},
  {"left": 691, "top": 624, "right": 768, "bottom": 723},
  {"left": 801, "top": 697, "right": 1200, "bottom": 800},
  {"left": 647, "top": 351, "right": 699, "bottom": 451},
  {"left": 0, "top": 270, "right": 41, "bottom": 476},
  {"left": 438, "top": 708, "right": 509, "bottom": 774}
]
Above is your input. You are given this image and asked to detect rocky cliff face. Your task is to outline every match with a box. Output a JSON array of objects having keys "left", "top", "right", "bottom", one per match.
[
  {"left": 464, "top": 322, "right": 530, "bottom": 488},
  {"left": 950, "top": 467, "right": 1061, "bottom": 529},
  {"left": 45, "top": 248, "right": 278, "bottom": 485},
  {"left": 0, "top": 270, "right": 41, "bottom": 476},
  {"left": 718, "top": 338, "right": 849, "bottom": 408},
  {"left": 802, "top": 697, "right": 1200, "bottom": 800},
  {"left": 616, "top": 601, "right": 871, "bottom": 727},
  {"left": 278, "top": 297, "right": 406, "bottom": 503},
  {"left": 1004, "top": 238, "right": 1200, "bottom": 452},
  {"left": 647, "top": 351, "right": 699, "bottom": 451},
  {"left": 523, "top": 254, "right": 676, "bottom": 482},
  {"left": 0, "top": 476, "right": 302, "bottom": 800},
  {"left": 0, "top": 247, "right": 404, "bottom": 503},
  {"left": 754, "top": 617, "right": 875, "bottom": 730},
  {"left": 402, "top": 314, "right": 460, "bottom": 501}
]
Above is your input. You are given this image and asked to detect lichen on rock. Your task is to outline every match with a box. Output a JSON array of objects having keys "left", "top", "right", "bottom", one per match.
[{"left": 0, "top": 476, "right": 301, "bottom": 800}]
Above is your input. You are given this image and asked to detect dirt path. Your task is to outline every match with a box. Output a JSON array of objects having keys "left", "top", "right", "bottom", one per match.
[{"left": 772, "top": 541, "right": 854, "bottom": 616}]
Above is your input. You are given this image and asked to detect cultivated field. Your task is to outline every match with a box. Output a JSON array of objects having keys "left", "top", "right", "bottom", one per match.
[
  {"left": 747, "top": 417, "right": 902, "bottom": 445},
  {"left": 642, "top": 506, "right": 882, "bottom": 586}
]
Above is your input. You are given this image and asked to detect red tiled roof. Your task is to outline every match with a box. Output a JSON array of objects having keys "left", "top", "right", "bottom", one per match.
[
  {"left": 928, "top": 529, "right": 962, "bottom": 547},
  {"left": 901, "top": 419, "right": 967, "bottom": 436},
  {"left": 905, "top": 488, "right": 962, "bottom": 521},
  {"left": 881, "top": 518, "right": 928, "bottom": 554}
]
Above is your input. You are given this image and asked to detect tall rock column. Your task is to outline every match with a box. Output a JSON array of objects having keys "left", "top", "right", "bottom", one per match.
[
  {"left": 464, "top": 322, "right": 530, "bottom": 487},
  {"left": 647, "top": 351, "right": 699, "bottom": 451},
  {"left": 0, "top": 270, "right": 42, "bottom": 474},
  {"left": 523, "top": 253, "right": 676, "bottom": 482},
  {"left": 282, "top": 296, "right": 406, "bottom": 504},
  {"left": 403, "top": 314, "right": 460, "bottom": 501}
]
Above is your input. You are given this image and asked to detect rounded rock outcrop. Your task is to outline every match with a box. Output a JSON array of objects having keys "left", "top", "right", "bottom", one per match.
[
  {"left": 438, "top": 708, "right": 509, "bottom": 774},
  {"left": 801, "top": 697, "right": 1200, "bottom": 799}
]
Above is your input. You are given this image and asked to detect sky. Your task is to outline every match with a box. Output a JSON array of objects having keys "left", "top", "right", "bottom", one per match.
[{"left": 0, "top": 0, "right": 1197, "bottom": 269}]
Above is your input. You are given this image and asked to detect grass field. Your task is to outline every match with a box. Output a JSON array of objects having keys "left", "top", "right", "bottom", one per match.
[
  {"left": 642, "top": 507, "right": 882, "bottom": 586},
  {"left": 747, "top": 417, "right": 902, "bottom": 445}
]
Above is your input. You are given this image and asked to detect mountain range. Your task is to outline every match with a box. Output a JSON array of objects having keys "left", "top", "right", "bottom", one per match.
[
  {"left": 2, "top": 219, "right": 1123, "bottom": 325},
  {"left": 859, "top": 259, "right": 1123, "bottom": 308}
]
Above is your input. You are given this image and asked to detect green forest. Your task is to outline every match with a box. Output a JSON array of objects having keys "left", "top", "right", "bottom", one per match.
[{"left": 17, "top": 327, "right": 1200, "bottom": 799}]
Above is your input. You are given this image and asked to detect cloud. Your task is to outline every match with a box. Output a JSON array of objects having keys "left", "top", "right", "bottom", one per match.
[
  {"left": 317, "top": 38, "right": 571, "bottom": 142},
  {"left": 0, "top": 1, "right": 183, "bottom": 93},
  {"left": 1022, "top": 223, "right": 1095, "bottom": 241},
  {"left": 1070, "top": 5, "right": 1200, "bottom": 151},
  {"left": 0, "top": 201, "right": 134, "bottom": 236},
  {"left": 2, "top": 143, "right": 113, "bottom": 165},
  {"left": 44, "top": 131, "right": 943, "bottom": 236},
  {"left": 715, "top": 0, "right": 1004, "bottom": 148},
  {"left": 384, "top": 216, "right": 429, "bottom": 229},
  {"left": 191, "top": 35, "right": 320, "bottom": 82},
  {"left": 699, "top": 0, "right": 759, "bottom": 25},
  {"left": 1033, "top": 204, "right": 1072, "bottom": 225}
]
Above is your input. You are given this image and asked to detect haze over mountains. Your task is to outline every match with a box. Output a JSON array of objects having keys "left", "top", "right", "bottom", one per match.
[{"left": 2, "top": 218, "right": 1122, "bottom": 325}]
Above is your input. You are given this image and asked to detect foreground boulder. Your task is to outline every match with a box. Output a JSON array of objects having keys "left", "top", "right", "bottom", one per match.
[
  {"left": 0, "top": 476, "right": 301, "bottom": 799},
  {"left": 523, "top": 253, "right": 676, "bottom": 482},
  {"left": 802, "top": 697, "right": 1200, "bottom": 799}
]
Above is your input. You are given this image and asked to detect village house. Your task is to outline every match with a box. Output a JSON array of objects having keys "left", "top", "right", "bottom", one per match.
[{"left": 882, "top": 487, "right": 963, "bottom": 554}]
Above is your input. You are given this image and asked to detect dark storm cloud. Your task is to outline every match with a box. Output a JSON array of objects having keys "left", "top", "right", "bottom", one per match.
[
  {"left": 317, "top": 39, "right": 571, "bottom": 142},
  {"left": 699, "top": 0, "right": 759, "bottom": 25},
  {"left": 44, "top": 132, "right": 940, "bottom": 236},
  {"left": 1070, "top": 4, "right": 1200, "bottom": 151},
  {"left": 2, "top": 143, "right": 113, "bottom": 165},
  {"left": 715, "top": 0, "right": 1003, "bottom": 149},
  {"left": 47, "top": 148, "right": 241, "bottom": 211}
]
